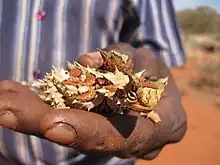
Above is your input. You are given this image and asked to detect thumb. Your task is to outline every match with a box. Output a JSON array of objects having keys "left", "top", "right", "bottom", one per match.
[
  {"left": 40, "top": 109, "right": 125, "bottom": 151},
  {"left": 40, "top": 109, "right": 138, "bottom": 152},
  {"left": 78, "top": 51, "right": 103, "bottom": 69}
]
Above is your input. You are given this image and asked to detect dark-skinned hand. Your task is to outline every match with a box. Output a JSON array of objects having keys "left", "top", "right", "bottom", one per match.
[{"left": 0, "top": 43, "right": 187, "bottom": 160}]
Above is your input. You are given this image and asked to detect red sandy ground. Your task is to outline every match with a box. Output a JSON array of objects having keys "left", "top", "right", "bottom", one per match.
[{"left": 137, "top": 56, "right": 220, "bottom": 165}]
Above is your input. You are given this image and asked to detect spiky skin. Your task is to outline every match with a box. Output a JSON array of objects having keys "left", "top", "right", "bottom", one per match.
[
  {"left": 32, "top": 50, "right": 169, "bottom": 124},
  {"left": 98, "top": 49, "right": 134, "bottom": 73},
  {"left": 98, "top": 49, "right": 140, "bottom": 92}
]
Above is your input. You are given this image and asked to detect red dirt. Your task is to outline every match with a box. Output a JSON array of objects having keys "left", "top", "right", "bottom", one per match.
[{"left": 137, "top": 56, "right": 220, "bottom": 165}]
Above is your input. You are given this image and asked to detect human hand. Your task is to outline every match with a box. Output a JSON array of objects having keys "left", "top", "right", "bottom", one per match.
[
  {"left": 41, "top": 43, "right": 186, "bottom": 159},
  {"left": 75, "top": 43, "right": 187, "bottom": 158},
  {"left": 0, "top": 43, "right": 187, "bottom": 160}
]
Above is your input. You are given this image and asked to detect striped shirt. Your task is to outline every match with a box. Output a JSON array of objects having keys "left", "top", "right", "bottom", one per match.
[{"left": 0, "top": 0, "right": 186, "bottom": 164}]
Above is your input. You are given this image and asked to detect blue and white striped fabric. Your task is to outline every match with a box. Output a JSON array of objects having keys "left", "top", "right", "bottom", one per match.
[{"left": 0, "top": 0, "right": 186, "bottom": 164}]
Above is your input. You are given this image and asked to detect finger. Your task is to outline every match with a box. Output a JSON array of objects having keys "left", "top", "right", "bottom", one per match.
[
  {"left": 40, "top": 109, "right": 128, "bottom": 151},
  {"left": 78, "top": 43, "right": 136, "bottom": 68},
  {"left": 78, "top": 51, "right": 103, "bottom": 68},
  {"left": 0, "top": 92, "right": 50, "bottom": 135},
  {"left": 40, "top": 109, "right": 154, "bottom": 153}
]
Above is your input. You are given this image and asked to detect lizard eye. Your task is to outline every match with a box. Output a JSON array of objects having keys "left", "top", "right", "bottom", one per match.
[{"left": 127, "top": 91, "right": 137, "bottom": 103}]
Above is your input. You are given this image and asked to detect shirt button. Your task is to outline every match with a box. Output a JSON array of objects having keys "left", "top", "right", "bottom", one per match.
[
  {"left": 37, "top": 11, "right": 46, "bottom": 21},
  {"left": 33, "top": 69, "right": 42, "bottom": 80}
]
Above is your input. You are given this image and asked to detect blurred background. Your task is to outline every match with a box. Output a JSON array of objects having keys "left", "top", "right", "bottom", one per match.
[{"left": 138, "top": 0, "right": 220, "bottom": 165}]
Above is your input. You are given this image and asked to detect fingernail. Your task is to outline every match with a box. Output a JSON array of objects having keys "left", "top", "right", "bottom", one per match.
[
  {"left": 0, "top": 111, "right": 17, "bottom": 129},
  {"left": 44, "top": 123, "right": 77, "bottom": 145}
]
